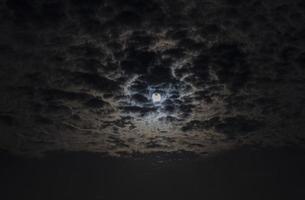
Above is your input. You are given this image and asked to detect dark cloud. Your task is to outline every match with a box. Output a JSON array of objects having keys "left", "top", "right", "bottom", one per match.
[
  {"left": 120, "top": 106, "right": 157, "bottom": 116},
  {"left": 215, "top": 116, "right": 264, "bottom": 137},
  {"left": 0, "top": 0, "right": 305, "bottom": 156},
  {"left": 131, "top": 94, "right": 149, "bottom": 104},
  {"left": 0, "top": 115, "right": 18, "bottom": 126},
  {"left": 65, "top": 71, "right": 119, "bottom": 92},
  {"left": 182, "top": 117, "right": 221, "bottom": 132},
  {"left": 182, "top": 116, "right": 263, "bottom": 138},
  {"left": 39, "top": 89, "right": 92, "bottom": 102},
  {"left": 85, "top": 97, "right": 110, "bottom": 109}
]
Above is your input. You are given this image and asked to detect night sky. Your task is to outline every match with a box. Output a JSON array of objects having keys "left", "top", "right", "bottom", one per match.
[{"left": 1, "top": 0, "right": 305, "bottom": 199}]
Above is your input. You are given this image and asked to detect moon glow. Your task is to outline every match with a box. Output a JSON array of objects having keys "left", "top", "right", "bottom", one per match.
[{"left": 152, "top": 93, "right": 161, "bottom": 103}]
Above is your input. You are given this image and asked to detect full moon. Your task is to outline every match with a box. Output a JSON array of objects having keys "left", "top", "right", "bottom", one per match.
[{"left": 152, "top": 93, "right": 161, "bottom": 103}]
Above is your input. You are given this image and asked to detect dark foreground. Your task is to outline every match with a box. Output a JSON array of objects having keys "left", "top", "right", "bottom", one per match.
[{"left": 1, "top": 148, "right": 305, "bottom": 200}]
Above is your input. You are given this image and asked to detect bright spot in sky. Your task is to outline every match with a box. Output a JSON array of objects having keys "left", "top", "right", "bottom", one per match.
[{"left": 152, "top": 93, "right": 161, "bottom": 103}]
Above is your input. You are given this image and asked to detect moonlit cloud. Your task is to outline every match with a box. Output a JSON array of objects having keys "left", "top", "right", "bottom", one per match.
[{"left": 0, "top": 0, "right": 305, "bottom": 156}]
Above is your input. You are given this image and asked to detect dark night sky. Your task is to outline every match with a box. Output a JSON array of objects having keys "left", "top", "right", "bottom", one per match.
[
  {"left": 1, "top": 0, "right": 305, "bottom": 156},
  {"left": 1, "top": 0, "right": 305, "bottom": 199}
]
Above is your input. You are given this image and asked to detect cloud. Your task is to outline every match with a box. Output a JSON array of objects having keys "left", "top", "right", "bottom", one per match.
[{"left": 0, "top": 0, "right": 305, "bottom": 156}]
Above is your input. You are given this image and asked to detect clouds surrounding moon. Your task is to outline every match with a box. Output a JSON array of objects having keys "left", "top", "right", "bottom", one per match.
[{"left": 0, "top": 0, "right": 305, "bottom": 156}]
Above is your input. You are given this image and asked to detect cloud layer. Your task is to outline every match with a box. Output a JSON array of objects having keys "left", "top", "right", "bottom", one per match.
[{"left": 0, "top": 0, "right": 305, "bottom": 156}]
